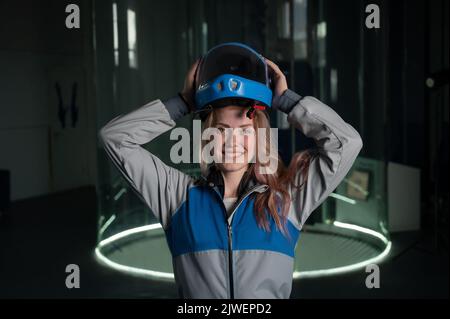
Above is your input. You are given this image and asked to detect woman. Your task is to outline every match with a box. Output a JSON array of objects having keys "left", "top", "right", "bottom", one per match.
[{"left": 99, "top": 43, "right": 363, "bottom": 299}]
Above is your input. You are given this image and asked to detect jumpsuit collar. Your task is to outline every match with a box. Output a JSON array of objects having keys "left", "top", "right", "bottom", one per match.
[{"left": 198, "top": 164, "right": 268, "bottom": 200}]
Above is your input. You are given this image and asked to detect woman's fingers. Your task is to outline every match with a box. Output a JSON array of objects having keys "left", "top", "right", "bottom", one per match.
[
  {"left": 265, "top": 59, "right": 276, "bottom": 77},
  {"left": 181, "top": 58, "right": 202, "bottom": 112},
  {"left": 264, "top": 57, "right": 288, "bottom": 97},
  {"left": 265, "top": 58, "right": 283, "bottom": 78},
  {"left": 188, "top": 59, "right": 200, "bottom": 82},
  {"left": 185, "top": 58, "right": 201, "bottom": 90},
  {"left": 265, "top": 58, "right": 277, "bottom": 71},
  {"left": 184, "top": 59, "right": 201, "bottom": 91}
]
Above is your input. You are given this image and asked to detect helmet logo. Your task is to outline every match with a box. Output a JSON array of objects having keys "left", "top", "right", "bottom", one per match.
[
  {"left": 198, "top": 83, "right": 209, "bottom": 90},
  {"left": 230, "top": 79, "right": 238, "bottom": 90},
  {"left": 228, "top": 79, "right": 240, "bottom": 91}
]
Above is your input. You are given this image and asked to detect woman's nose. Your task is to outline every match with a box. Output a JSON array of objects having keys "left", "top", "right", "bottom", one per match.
[{"left": 223, "top": 129, "right": 242, "bottom": 144}]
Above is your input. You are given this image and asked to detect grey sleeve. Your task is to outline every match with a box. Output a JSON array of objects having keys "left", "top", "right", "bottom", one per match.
[
  {"left": 272, "top": 89, "right": 303, "bottom": 114},
  {"left": 162, "top": 94, "right": 191, "bottom": 121},
  {"left": 98, "top": 99, "right": 193, "bottom": 230},
  {"left": 285, "top": 96, "right": 363, "bottom": 230}
]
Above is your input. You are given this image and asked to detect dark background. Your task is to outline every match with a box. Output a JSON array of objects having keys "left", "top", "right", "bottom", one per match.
[{"left": 0, "top": 0, "right": 448, "bottom": 298}]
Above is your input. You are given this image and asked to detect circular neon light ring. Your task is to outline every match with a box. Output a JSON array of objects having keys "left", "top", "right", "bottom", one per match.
[{"left": 95, "top": 222, "right": 391, "bottom": 281}]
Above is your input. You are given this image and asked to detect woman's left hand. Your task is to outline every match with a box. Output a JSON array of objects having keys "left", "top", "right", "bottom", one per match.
[{"left": 265, "top": 58, "right": 289, "bottom": 99}]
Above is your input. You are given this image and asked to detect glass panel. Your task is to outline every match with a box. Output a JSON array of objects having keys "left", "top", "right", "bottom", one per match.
[{"left": 308, "top": 0, "right": 389, "bottom": 239}]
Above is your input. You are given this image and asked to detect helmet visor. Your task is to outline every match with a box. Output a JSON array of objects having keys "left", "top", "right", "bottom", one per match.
[{"left": 196, "top": 43, "right": 269, "bottom": 89}]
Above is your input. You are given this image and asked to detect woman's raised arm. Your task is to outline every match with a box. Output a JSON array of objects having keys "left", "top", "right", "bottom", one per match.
[
  {"left": 281, "top": 91, "right": 363, "bottom": 230},
  {"left": 98, "top": 60, "right": 200, "bottom": 229},
  {"left": 265, "top": 58, "right": 362, "bottom": 231},
  {"left": 98, "top": 97, "right": 193, "bottom": 230}
]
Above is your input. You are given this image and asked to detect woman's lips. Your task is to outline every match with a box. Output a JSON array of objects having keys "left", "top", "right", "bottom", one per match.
[{"left": 222, "top": 150, "right": 245, "bottom": 157}]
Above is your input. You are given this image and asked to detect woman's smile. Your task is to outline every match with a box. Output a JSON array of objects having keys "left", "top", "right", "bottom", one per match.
[{"left": 222, "top": 146, "right": 246, "bottom": 160}]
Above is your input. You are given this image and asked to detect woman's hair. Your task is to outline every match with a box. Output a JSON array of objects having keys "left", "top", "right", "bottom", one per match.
[{"left": 199, "top": 101, "right": 313, "bottom": 241}]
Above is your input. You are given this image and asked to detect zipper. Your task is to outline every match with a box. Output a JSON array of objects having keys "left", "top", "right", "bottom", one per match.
[
  {"left": 226, "top": 187, "right": 262, "bottom": 299},
  {"left": 212, "top": 184, "right": 268, "bottom": 299},
  {"left": 209, "top": 186, "right": 236, "bottom": 299},
  {"left": 227, "top": 185, "right": 267, "bottom": 224},
  {"left": 227, "top": 223, "right": 234, "bottom": 299},
  {"left": 209, "top": 183, "right": 268, "bottom": 299}
]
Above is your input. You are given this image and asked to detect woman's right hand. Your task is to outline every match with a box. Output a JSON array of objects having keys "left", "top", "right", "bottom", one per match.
[{"left": 180, "top": 58, "right": 201, "bottom": 112}]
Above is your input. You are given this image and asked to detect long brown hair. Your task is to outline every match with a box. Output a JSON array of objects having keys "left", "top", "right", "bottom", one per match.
[{"left": 200, "top": 104, "right": 313, "bottom": 240}]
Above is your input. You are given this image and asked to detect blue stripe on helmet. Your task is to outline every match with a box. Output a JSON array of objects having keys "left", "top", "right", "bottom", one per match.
[{"left": 195, "top": 74, "right": 273, "bottom": 109}]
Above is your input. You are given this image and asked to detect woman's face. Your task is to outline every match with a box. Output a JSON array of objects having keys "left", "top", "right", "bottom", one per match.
[{"left": 212, "top": 106, "right": 256, "bottom": 173}]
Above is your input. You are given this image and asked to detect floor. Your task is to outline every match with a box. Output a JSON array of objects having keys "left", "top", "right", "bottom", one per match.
[{"left": 0, "top": 186, "right": 448, "bottom": 299}]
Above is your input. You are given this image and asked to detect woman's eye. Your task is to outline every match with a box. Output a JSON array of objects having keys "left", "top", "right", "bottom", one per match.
[{"left": 242, "top": 127, "right": 254, "bottom": 134}]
